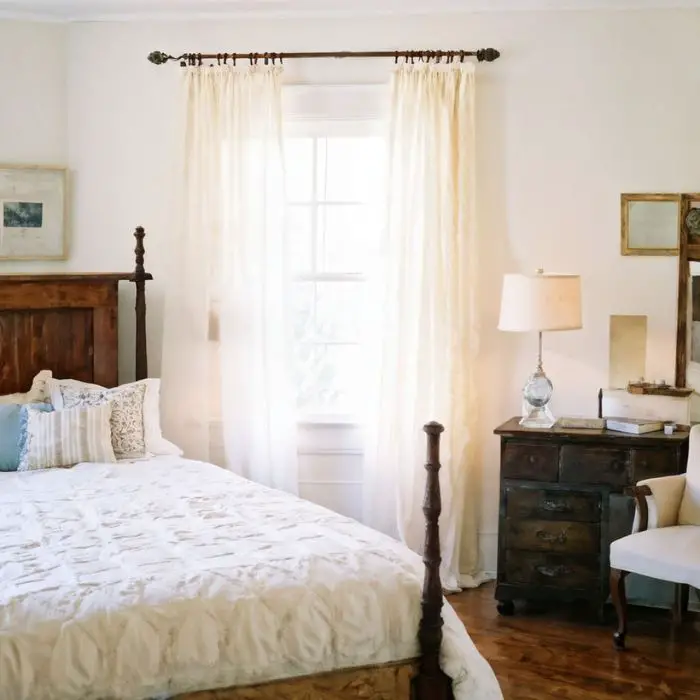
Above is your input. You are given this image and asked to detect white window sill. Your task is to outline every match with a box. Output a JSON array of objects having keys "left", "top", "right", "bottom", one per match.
[{"left": 298, "top": 414, "right": 361, "bottom": 427}]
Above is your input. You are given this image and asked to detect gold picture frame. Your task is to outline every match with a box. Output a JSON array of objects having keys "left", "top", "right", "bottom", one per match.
[
  {"left": 621, "top": 193, "right": 680, "bottom": 257},
  {"left": 0, "top": 164, "right": 68, "bottom": 260}
]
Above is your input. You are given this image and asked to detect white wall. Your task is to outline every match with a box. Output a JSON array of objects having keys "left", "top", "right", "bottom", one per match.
[
  {"left": 0, "top": 21, "right": 66, "bottom": 270},
  {"left": 4, "top": 9, "right": 700, "bottom": 571}
]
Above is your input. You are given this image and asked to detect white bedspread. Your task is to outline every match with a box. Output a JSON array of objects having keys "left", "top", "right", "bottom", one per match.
[{"left": 0, "top": 457, "right": 502, "bottom": 700}]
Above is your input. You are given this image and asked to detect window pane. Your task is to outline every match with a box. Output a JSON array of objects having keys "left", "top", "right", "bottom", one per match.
[
  {"left": 315, "top": 281, "right": 364, "bottom": 342},
  {"left": 292, "top": 281, "right": 364, "bottom": 344},
  {"left": 317, "top": 137, "right": 385, "bottom": 202},
  {"left": 285, "top": 137, "right": 314, "bottom": 202},
  {"left": 295, "top": 343, "right": 361, "bottom": 414},
  {"left": 287, "top": 205, "right": 313, "bottom": 274},
  {"left": 291, "top": 281, "right": 315, "bottom": 343},
  {"left": 317, "top": 204, "right": 375, "bottom": 274}
]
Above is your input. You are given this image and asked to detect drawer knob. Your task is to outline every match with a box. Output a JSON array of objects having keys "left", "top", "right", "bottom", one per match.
[
  {"left": 536, "top": 529, "right": 568, "bottom": 545},
  {"left": 536, "top": 564, "right": 571, "bottom": 578},
  {"left": 529, "top": 455, "right": 536, "bottom": 464},
  {"left": 542, "top": 499, "right": 571, "bottom": 513}
]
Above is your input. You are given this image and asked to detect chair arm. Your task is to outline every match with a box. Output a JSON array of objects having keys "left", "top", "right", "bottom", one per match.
[{"left": 627, "top": 474, "right": 687, "bottom": 533}]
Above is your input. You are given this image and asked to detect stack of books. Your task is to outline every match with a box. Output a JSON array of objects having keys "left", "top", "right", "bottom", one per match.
[{"left": 605, "top": 417, "right": 663, "bottom": 435}]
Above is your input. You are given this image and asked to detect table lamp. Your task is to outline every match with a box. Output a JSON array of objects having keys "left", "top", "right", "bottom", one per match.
[{"left": 498, "top": 269, "right": 582, "bottom": 428}]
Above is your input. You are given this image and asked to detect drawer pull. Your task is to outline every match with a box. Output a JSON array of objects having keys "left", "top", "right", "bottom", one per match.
[
  {"left": 536, "top": 529, "right": 568, "bottom": 545},
  {"left": 535, "top": 564, "right": 571, "bottom": 578},
  {"left": 541, "top": 499, "right": 571, "bottom": 513}
]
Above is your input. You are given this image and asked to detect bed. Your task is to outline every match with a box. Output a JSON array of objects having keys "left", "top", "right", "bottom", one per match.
[{"left": 0, "top": 229, "right": 502, "bottom": 700}]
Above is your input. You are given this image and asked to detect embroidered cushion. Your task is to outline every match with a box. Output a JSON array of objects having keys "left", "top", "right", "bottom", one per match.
[
  {"left": 18, "top": 403, "right": 116, "bottom": 471},
  {"left": 58, "top": 383, "right": 147, "bottom": 460},
  {"left": 48, "top": 377, "right": 181, "bottom": 457}
]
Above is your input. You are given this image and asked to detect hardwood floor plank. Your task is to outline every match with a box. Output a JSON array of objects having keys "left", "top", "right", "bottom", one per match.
[{"left": 451, "top": 583, "right": 700, "bottom": 699}]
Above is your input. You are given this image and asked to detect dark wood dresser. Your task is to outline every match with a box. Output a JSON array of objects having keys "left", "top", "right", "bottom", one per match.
[{"left": 493, "top": 418, "right": 689, "bottom": 618}]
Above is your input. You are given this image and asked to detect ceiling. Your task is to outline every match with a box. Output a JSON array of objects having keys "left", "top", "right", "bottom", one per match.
[{"left": 1, "top": 0, "right": 699, "bottom": 21}]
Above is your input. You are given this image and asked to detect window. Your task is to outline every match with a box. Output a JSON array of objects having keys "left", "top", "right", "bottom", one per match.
[{"left": 285, "top": 123, "right": 385, "bottom": 420}]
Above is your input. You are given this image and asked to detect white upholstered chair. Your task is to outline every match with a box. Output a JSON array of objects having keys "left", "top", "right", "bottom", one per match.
[{"left": 610, "top": 424, "right": 700, "bottom": 650}]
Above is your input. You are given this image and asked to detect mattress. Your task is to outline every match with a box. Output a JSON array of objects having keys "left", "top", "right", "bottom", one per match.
[{"left": 0, "top": 457, "right": 502, "bottom": 700}]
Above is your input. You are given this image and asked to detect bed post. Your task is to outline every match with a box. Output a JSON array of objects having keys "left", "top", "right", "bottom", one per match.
[
  {"left": 412, "top": 422, "right": 453, "bottom": 700},
  {"left": 129, "top": 226, "right": 153, "bottom": 381}
]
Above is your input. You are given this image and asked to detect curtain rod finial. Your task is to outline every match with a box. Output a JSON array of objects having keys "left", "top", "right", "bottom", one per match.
[
  {"left": 148, "top": 50, "right": 168, "bottom": 65},
  {"left": 476, "top": 48, "right": 500, "bottom": 62}
]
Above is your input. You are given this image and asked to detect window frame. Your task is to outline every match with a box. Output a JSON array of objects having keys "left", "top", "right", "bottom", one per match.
[{"left": 284, "top": 117, "right": 385, "bottom": 425}]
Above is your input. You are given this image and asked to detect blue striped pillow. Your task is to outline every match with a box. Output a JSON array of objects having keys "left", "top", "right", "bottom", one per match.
[{"left": 0, "top": 403, "right": 53, "bottom": 472}]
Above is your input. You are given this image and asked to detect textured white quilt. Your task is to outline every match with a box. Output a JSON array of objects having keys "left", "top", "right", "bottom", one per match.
[{"left": 0, "top": 457, "right": 502, "bottom": 700}]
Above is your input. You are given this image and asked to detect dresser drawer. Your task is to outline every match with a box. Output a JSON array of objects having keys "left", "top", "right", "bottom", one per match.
[
  {"left": 506, "top": 518, "right": 600, "bottom": 554},
  {"left": 632, "top": 448, "right": 677, "bottom": 482},
  {"left": 560, "top": 445, "right": 629, "bottom": 486},
  {"left": 505, "top": 487, "right": 601, "bottom": 523},
  {"left": 504, "top": 551, "right": 599, "bottom": 590},
  {"left": 502, "top": 442, "right": 559, "bottom": 481}
]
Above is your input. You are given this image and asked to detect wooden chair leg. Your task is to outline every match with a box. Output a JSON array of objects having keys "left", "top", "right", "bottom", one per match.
[
  {"left": 610, "top": 568, "right": 628, "bottom": 650},
  {"left": 673, "top": 583, "right": 690, "bottom": 626}
]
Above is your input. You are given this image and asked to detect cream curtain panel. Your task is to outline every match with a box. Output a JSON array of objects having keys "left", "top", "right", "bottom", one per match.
[
  {"left": 363, "top": 63, "right": 484, "bottom": 591},
  {"left": 161, "top": 65, "right": 298, "bottom": 494}
]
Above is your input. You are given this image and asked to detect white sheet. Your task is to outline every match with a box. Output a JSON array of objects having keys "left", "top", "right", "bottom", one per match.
[{"left": 0, "top": 457, "right": 502, "bottom": 700}]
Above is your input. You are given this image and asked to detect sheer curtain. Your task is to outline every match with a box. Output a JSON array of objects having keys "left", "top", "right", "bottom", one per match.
[
  {"left": 363, "top": 63, "right": 484, "bottom": 591},
  {"left": 161, "top": 64, "right": 298, "bottom": 494}
]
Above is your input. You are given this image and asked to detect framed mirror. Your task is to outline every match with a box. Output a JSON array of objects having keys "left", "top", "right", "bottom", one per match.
[{"left": 621, "top": 193, "right": 680, "bottom": 256}]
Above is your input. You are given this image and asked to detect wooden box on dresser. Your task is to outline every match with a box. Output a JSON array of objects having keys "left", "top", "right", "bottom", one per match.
[{"left": 493, "top": 418, "right": 689, "bottom": 618}]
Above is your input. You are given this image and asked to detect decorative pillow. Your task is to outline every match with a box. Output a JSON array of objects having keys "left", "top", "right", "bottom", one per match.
[
  {"left": 0, "top": 403, "right": 53, "bottom": 472},
  {"left": 49, "top": 377, "right": 182, "bottom": 457},
  {"left": 18, "top": 403, "right": 116, "bottom": 471},
  {"left": 0, "top": 370, "right": 52, "bottom": 405},
  {"left": 59, "top": 383, "right": 147, "bottom": 460}
]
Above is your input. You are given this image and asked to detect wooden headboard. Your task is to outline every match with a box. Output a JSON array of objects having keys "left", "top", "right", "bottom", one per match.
[{"left": 0, "top": 228, "right": 152, "bottom": 395}]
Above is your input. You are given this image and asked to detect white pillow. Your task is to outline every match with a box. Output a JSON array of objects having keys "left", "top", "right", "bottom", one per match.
[
  {"left": 48, "top": 377, "right": 182, "bottom": 457},
  {"left": 0, "top": 369, "right": 52, "bottom": 405},
  {"left": 18, "top": 403, "right": 116, "bottom": 471}
]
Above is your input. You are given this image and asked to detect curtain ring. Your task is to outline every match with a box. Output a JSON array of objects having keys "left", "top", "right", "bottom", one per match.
[
  {"left": 197, "top": 53, "right": 202, "bottom": 66},
  {"left": 264, "top": 52, "right": 269, "bottom": 65},
  {"left": 459, "top": 50, "right": 465, "bottom": 63},
  {"left": 394, "top": 51, "right": 399, "bottom": 65},
  {"left": 216, "top": 53, "right": 221, "bottom": 65},
  {"left": 233, "top": 54, "right": 236, "bottom": 66},
  {"left": 249, "top": 52, "right": 254, "bottom": 66}
]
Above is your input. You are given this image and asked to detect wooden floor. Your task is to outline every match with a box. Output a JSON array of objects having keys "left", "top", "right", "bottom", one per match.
[{"left": 450, "top": 583, "right": 700, "bottom": 699}]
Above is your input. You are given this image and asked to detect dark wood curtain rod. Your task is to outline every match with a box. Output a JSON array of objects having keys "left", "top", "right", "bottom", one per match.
[{"left": 147, "top": 48, "right": 500, "bottom": 66}]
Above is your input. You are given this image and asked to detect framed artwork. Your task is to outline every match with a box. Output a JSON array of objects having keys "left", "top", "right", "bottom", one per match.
[
  {"left": 620, "top": 193, "right": 680, "bottom": 256},
  {"left": 0, "top": 165, "right": 67, "bottom": 260}
]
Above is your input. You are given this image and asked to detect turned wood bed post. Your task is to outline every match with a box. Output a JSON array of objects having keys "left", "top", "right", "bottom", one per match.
[
  {"left": 129, "top": 226, "right": 153, "bottom": 381},
  {"left": 413, "top": 421, "right": 453, "bottom": 700}
]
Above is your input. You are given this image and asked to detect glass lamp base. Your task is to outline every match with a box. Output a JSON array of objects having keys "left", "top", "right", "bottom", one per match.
[
  {"left": 520, "top": 404, "right": 556, "bottom": 429},
  {"left": 520, "top": 369, "right": 556, "bottom": 429}
]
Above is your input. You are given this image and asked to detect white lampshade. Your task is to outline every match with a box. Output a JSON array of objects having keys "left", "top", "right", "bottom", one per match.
[{"left": 498, "top": 271, "right": 582, "bottom": 332}]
